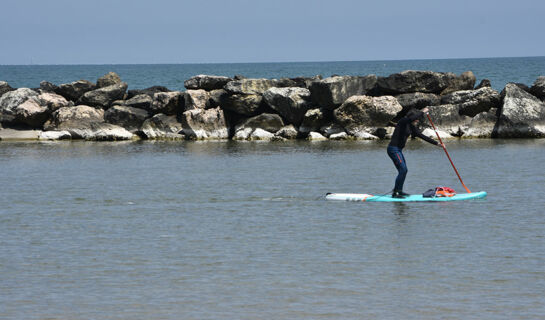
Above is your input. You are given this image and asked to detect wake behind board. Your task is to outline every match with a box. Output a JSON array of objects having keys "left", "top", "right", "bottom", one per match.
[{"left": 325, "top": 191, "right": 487, "bottom": 202}]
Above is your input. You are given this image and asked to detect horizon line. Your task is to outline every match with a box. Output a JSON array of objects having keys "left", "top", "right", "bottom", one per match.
[{"left": 1, "top": 55, "right": 544, "bottom": 67}]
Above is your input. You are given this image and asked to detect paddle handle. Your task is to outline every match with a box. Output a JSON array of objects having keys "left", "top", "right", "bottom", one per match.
[{"left": 426, "top": 113, "right": 471, "bottom": 193}]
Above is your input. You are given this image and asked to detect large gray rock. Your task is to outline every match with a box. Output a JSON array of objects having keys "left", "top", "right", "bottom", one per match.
[
  {"left": 395, "top": 92, "right": 440, "bottom": 112},
  {"left": 440, "top": 87, "right": 501, "bottom": 117},
  {"left": 68, "top": 122, "right": 133, "bottom": 140},
  {"left": 234, "top": 113, "right": 285, "bottom": 133},
  {"left": 377, "top": 70, "right": 457, "bottom": 95},
  {"left": 78, "top": 82, "right": 128, "bottom": 108},
  {"left": 529, "top": 76, "right": 545, "bottom": 100},
  {"left": 289, "top": 75, "right": 323, "bottom": 88},
  {"left": 426, "top": 104, "right": 472, "bottom": 137},
  {"left": 180, "top": 107, "right": 229, "bottom": 140},
  {"left": 43, "top": 105, "right": 132, "bottom": 140},
  {"left": 105, "top": 105, "right": 150, "bottom": 131},
  {"left": 97, "top": 72, "right": 121, "bottom": 88},
  {"left": 224, "top": 78, "right": 280, "bottom": 95},
  {"left": 184, "top": 89, "right": 210, "bottom": 110},
  {"left": 38, "top": 92, "right": 73, "bottom": 111},
  {"left": 309, "top": 75, "right": 377, "bottom": 109},
  {"left": 334, "top": 95, "right": 402, "bottom": 135},
  {"left": 440, "top": 71, "right": 476, "bottom": 95},
  {"left": 0, "top": 88, "right": 39, "bottom": 120},
  {"left": 299, "top": 108, "right": 328, "bottom": 134},
  {"left": 150, "top": 91, "right": 184, "bottom": 115},
  {"left": 127, "top": 86, "right": 170, "bottom": 99},
  {"left": 475, "top": 79, "right": 492, "bottom": 89},
  {"left": 275, "top": 125, "right": 299, "bottom": 139},
  {"left": 39, "top": 81, "right": 58, "bottom": 93},
  {"left": 184, "top": 75, "right": 233, "bottom": 90},
  {"left": 263, "top": 87, "right": 312, "bottom": 125},
  {"left": 464, "top": 108, "right": 498, "bottom": 138},
  {"left": 494, "top": 84, "right": 545, "bottom": 138},
  {"left": 112, "top": 94, "right": 152, "bottom": 110},
  {"left": 220, "top": 93, "right": 263, "bottom": 115},
  {"left": 208, "top": 89, "right": 228, "bottom": 108},
  {"left": 13, "top": 99, "right": 50, "bottom": 127},
  {"left": 55, "top": 80, "right": 96, "bottom": 102},
  {"left": 1, "top": 81, "right": 15, "bottom": 97},
  {"left": 44, "top": 105, "right": 104, "bottom": 130},
  {"left": 139, "top": 114, "right": 184, "bottom": 140}
]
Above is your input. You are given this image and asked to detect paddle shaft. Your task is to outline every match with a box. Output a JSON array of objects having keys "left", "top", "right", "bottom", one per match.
[{"left": 426, "top": 113, "right": 471, "bottom": 193}]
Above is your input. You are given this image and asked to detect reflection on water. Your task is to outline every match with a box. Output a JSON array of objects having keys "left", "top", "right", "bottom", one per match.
[{"left": 1, "top": 139, "right": 544, "bottom": 319}]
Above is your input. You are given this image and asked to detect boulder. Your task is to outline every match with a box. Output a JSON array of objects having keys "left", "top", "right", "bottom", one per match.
[
  {"left": 13, "top": 99, "right": 50, "bottom": 127},
  {"left": 320, "top": 123, "right": 345, "bottom": 137},
  {"left": 139, "top": 114, "right": 184, "bottom": 140},
  {"left": 307, "top": 131, "right": 327, "bottom": 140},
  {"left": 440, "top": 71, "right": 476, "bottom": 95},
  {"left": 440, "top": 87, "right": 501, "bottom": 117},
  {"left": 150, "top": 91, "right": 184, "bottom": 115},
  {"left": 333, "top": 95, "right": 402, "bottom": 135},
  {"left": 275, "top": 125, "right": 299, "bottom": 139},
  {"left": 299, "top": 108, "right": 328, "bottom": 134},
  {"left": 78, "top": 82, "right": 128, "bottom": 108},
  {"left": 263, "top": 87, "right": 312, "bottom": 125},
  {"left": 426, "top": 104, "right": 472, "bottom": 137},
  {"left": 475, "top": 79, "right": 491, "bottom": 89},
  {"left": 234, "top": 113, "right": 284, "bottom": 133},
  {"left": 208, "top": 89, "right": 228, "bottom": 108},
  {"left": 38, "top": 130, "right": 71, "bottom": 140},
  {"left": 127, "top": 86, "right": 170, "bottom": 99},
  {"left": 395, "top": 92, "right": 440, "bottom": 112},
  {"left": 0, "top": 81, "right": 15, "bottom": 97},
  {"left": 44, "top": 105, "right": 104, "bottom": 130},
  {"left": 96, "top": 72, "right": 122, "bottom": 88},
  {"left": 421, "top": 128, "right": 452, "bottom": 139},
  {"left": 529, "top": 76, "right": 545, "bottom": 100},
  {"left": 184, "top": 89, "right": 210, "bottom": 110},
  {"left": 105, "top": 105, "right": 150, "bottom": 131},
  {"left": 494, "top": 84, "right": 545, "bottom": 138},
  {"left": 377, "top": 70, "right": 457, "bottom": 95},
  {"left": 233, "top": 127, "right": 253, "bottom": 140},
  {"left": 309, "top": 75, "right": 377, "bottom": 109},
  {"left": 184, "top": 75, "right": 233, "bottom": 90},
  {"left": 289, "top": 75, "right": 323, "bottom": 88},
  {"left": 224, "top": 78, "right": 280, "bottom": 95},
  {"left": 55, "top": 80, "right": 96, "bottom": 102},
  {"left": 464, "top": 108, "right": 498, "bottom": 138},
  {"left": 220, "top": 93, "right": 263, "bottom": 116},
  {"left": 39, "top": 81, "right": 58, "bottom": 93},
  {"left": 249, "top": 128, "right": 275, "bottom": 141},
  {"left": 38, "top": 92, "right": 73, "bottom": 111},
  {"left": 329, "top": 132, "right": 349, "bottom": 140},
  {"left": 112, "top": 94, "right": 152, "bottom": 110},
  {"left": 0, "top": 88, "right": 40, "bottom": 121},
  {"left": 352, "top": 130, "right": 379, "bottom": 140},
  {"left": 180, "top": 107, "right": 229, "bottom": 140},
  {"left": 68, "top": 122, "right": 134, "bottom": 141}
]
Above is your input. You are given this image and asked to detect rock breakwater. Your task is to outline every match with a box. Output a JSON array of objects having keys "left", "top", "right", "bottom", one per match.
[{"left": 1, "top": 72, "right": 544, "bottom": 141}]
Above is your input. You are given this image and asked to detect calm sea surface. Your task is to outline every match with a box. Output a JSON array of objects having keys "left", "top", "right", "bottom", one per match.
[
  {"left": 1, "top": 56, "right": 544, "bottom": 92},
  {"left": 1, "top": 139, "right": 544, "bottom": 319}
]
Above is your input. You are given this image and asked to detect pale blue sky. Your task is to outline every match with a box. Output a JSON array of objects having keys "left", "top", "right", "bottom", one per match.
[{"left": 1, "top": 0, "right": 544, "bottom": 65}]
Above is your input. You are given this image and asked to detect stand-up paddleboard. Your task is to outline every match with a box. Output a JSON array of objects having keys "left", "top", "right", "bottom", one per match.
[{"left": 325, "top": 191, "right": 487, "bottom": 202}]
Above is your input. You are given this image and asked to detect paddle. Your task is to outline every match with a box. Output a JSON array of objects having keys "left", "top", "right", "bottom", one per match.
[{"left": 426, "top": 113, "right": 472, "bottom": 193}]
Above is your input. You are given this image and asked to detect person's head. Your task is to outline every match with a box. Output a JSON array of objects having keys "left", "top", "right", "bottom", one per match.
[{"left": 406, "top": 109, "right": 421, "bottom": 124}]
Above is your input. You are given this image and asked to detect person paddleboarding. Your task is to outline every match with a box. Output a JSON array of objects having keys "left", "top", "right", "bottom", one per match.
[{"left": 387, "top": 107, "right": 443, "bottom": 198}]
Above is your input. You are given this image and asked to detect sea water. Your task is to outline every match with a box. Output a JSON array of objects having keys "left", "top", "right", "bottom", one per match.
[
  {"left": 1, "top": 139, "right": 544, "bottom": 319},
  {"left": 1, "top": 56, "right": 544, "bottom": 92}
]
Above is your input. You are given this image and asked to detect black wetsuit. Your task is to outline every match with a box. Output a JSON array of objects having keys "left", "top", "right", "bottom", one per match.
[{"left": 387, "top": 111, "right": 438, "bottom": 192}]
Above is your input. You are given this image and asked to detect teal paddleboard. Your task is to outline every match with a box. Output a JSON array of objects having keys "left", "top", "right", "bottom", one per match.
[{"left": 325, "top": 191, "right": 487, "bottom": 202}]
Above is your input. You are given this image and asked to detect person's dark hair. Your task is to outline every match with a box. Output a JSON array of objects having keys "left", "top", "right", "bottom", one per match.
[{"left": 405, "top": 108, "right": 421, "bottom": 120}]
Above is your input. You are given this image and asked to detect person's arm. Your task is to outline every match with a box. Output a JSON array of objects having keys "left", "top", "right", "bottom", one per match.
[{"left": 411, "top": 123, "right": 439, "bottom": 145}]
